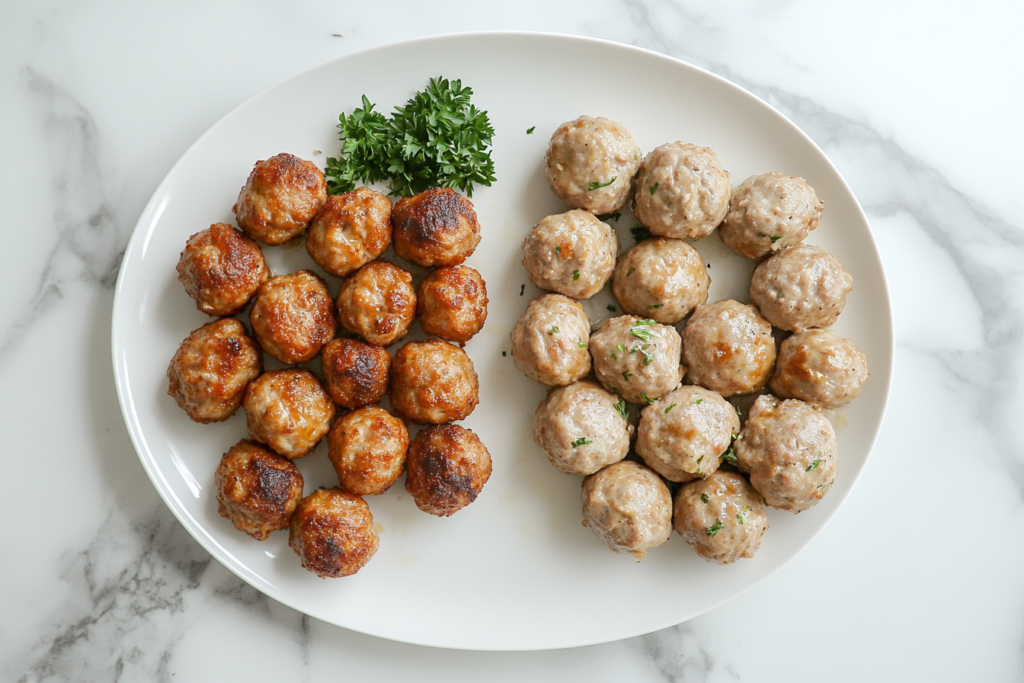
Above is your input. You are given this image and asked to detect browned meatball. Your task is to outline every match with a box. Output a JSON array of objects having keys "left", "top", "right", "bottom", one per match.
[
  {"left": 233, "top": 153, "right": 327, "bottom": 245},
  {"left": 336, "top": 261, "right": 416, "bottom": 347},
  {"left": 416, "top": 265, "right": 488, "bottom": 344},
  {"left": 389, "top": 339, "right": 479, "bottom": 423},
  {"left": 682, "top": 300, "right": 776, "bottom": 397},
  {"left": 405, "top": 424, "right": 492, "bottom": 516},
  {"left": 288, "top": 488, "right": 378, "bottom": 578},
  {"left": 673, "top": 471, "right": 769, "bottom": 565},
  {"left": 215, "top": 440, "right": 304, "bottom": 541},
  {"left": 305, "top": 188, "right": 393, "bottom": 277},
  {"left": 243, "top": 369, "right": 335, "bottom": 459},
  {"left": 167, "top": 318, "right": 262, "bottom": 423},
  {"left": 249, "top": 270, "right": 336, "bottom": 364},
  {"left": 176, "top": 223, "right": 269, "bottom": 316},
  {"left": 328, "top": 407, "right": 409, "bottom": 495},
  {"left": 392, "top": 188, "right": 481, "bottom": 267},
  {"left": 320, "top": 337, "right": 390, "bottom": 410}
]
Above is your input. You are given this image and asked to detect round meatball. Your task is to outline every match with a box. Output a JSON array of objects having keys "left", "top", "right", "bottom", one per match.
[
  {"left": 416, "top": 265, "right": 488, "bottom": 344},
  {"left": 581, "top": 460, "right": 673, "bottom": 561},
  {"left": 510, "top": 294, "right": 591, "bottom": 386},
  {"left": 320, "top": 337, "right": 390, "bottom": 410},
  {"left": 328, "top": 407, "right": 408, "bottom": 496},
  {"left": 243, "top": 369, "right": 335, "bottom": 459},
  {"left": 613, "top": 238, "right": 710, "bottom": 323},
  {"left": 682, "top": 300, "right": 776, "bottom": 397},
  {"left": 233, "top": 153, "right": 327, "bottom": 245},
  {"left": 770, "top": 329, "right": 869, "bottom": 409},
  {"left": 167, "top": 318, "right": 262, "bottom": 424},
  {"left": 249, "top": 270, "right": 336, "bottom": 364},
  {"left": 176, "top": 223, "right": 269, "bottom": 316},
  {"left": 735, "top": 395, "right": 838, "bottom": 513},
  {"left": 544, "top": 116, "right": 641, "bottom": 215},
  {"left": 589, "top": 316, "right": 684, "bottom": 404},
  {"left": 750, "top": 244, "right": 853, "bottom": 332},
  {"left": 405, "top": 424, "right": 492, "bottom": 516},
  {"left": 392, "top": 188, "right": 480, "bottom": 267},
  {"left": 215, "top": 440, "right": 304, "bottom": 541},
  {"left": 289, "top": 488, "right": 378, "bottom": 578},
  {"left": 720, "top": 172, "right": 824, "bottom": 260},
  {"left": 673, "top": 471, "right": 768, "bottom": 565},
  {"left": 305, "top": 187, "right": 392, "bottom": 277},
  {"left": 521, "top": 210, "right": 618, "bottom": 299},
  {"left": 336, "top": 261, "right": 416, "bottom": 347},
  {"left": 533, "top": 380, "right": 632, "bottom": 475},
  {"left": 389, "top": 339, "right": 479, "bottom": 423},
  {"left": 632, "top": 142, "right": 731, "bottom": 240}
]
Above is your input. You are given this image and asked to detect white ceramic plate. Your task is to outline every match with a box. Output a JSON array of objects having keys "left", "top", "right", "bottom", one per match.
[{"left": 112, "top": 32, "right": 893, "bottom": 651}]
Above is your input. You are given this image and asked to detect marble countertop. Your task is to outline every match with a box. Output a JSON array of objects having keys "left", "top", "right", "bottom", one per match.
[{"left": 3, "top": 1, "right": 1022, "bottom": 680}]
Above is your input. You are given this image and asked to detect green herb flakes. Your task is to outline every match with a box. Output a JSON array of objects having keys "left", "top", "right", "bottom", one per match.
[
  {"left": 650, "top": 182, "right": 659, "bottom": 195},
  {"left": 614, "top": 401, "right": 629, "bottom": 419},
  {"left": 588, "top": 177, "right": 617, "bottom": 191},
  {"left": 665, "top": 403, "right": 677, "bottom": 413},
  {"left": 572, "top": 270, "right": 580, "bottom": 280},
  {"left": 706, "top": 520, "right": 724, "bottom": 537},
  {"left": 806, "top": 459, "right": 822, "bottom": 471},
  {"left": 721, "top": 448, "right": 737, "bottom": 466},
  {"left": 701, "top": 493, "right": 710, "bottom": 504},
  {"left": 571, "top": 437, "right": 593, "bottom": 448},
  {"left": 526, "top": 126, "right": 536, "bottom": 134}
]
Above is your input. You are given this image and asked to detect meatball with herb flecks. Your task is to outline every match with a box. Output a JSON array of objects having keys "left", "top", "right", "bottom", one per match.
[
  {"left": 613, "top": 237, "right": 710, "bottom": 324},
  {"left": 588, "top": 316, "right": 684, "bottom": 404},
  {"left": 750, "top": 244, "right": 853, "bottom": 332},
  {"left": 336, "top": 260, "right": 417, "bottom": 347},
  {"left": 305, "top": 187, "right": 392, "bottom": 277},
  {"left": 770, "top": 329, "right": 868, "bottom": 409},
  {"left": 533, "top": 380, "right": 632, "bottom": 476},
  {"left": 389, "top": 339, "right": 479, "bottom": 424},
  {"left": 234, "top": 153, "right": 327, "bottom": 245},
  {"left": 416, "top": 265, "right": 488, "bottom": 344},
  {"left": 176, "top": 223, "right": 269, "bottom": 316},
  {"left": 682, "top": 300, "right": 776, "bottom": 397},
  {"left": 544, "top": 116, "right": 641, "bottom": 215},
  {"left": 510, "top": 294, "right": 591, "bottom": 386},
  {"left": 328, "top": 406, "right": 408, "bottom": 496},
  {"left": 249, "top": 270, "right": 336, "bottom": 364},
  {"left": 215, "top": 440, "right": 304, "bottom": 541},
  {"left": 673, "top": 470, "right": 768, "bottom": 565},
  {"left": 521, "top": 210, "right": 618, "bottom": 300},
  {"left": 720, "top": 172, "right": 823, "bottom": 260},
  {"left": 320, "top": 337, "right": 390, "bottom": 410},
  {"left": 581, "top": 460, "right": 673, "bottom": 561},
  {"left": 243, "top": 369, "right": 335, "bottom": 459},
  {"left": 405, "top": 424, "right": 492, "bottom": 517},
  {"left": 392, "top": 188, "right": 481, "bottom": 267},
  {"left": 289, "top": 488, "right": 378, "bottom": 578}
]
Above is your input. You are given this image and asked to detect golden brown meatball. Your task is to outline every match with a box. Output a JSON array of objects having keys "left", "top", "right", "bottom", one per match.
[
  {"left": 215, "top": 440, "right": 304, "bottom": 541},
  {"left": 176, "top": 223, "right": 269, "bottom": 316},
  {"left": 249, "top": 270, "right": 336, "bottom": 364},
  {"left": 392, "top": 188, "right": 481, "bottom": 267},
  {"left": 288, "top": 488, "right": 378, "bottom": 578},
  {"left": 682, "top": 300, "right": 776, "bottom": 397},
  {"left": 320, "top": 337, "right": 390, "bottom": 410},
  {"left": 405, "top": 424, "right": 492, "bottom": 517},
  {"left": 335, "top": 261, "right": 416, "bottom": 347},
  {"left": 416, "top": 265, "right": 488, "bottom": 344},
  {"left": 167, "top": 318, "right": 262, "bottom": 424},
  {"left": 243, "top": 369, "right": 335, "bottom": 459},
  {"left": 389, "top": 339, "right": 479, "bottom": 424},
  {"left": 233, "top": 153, "right": 327, "bottom": 245},
  {"left": 673, "top": 471, "right": 769, "bottom": 565},
  {"left": 305, "top": 188, "right": 392, "bottom": 276},
  {"left": 328, "top": 407, "right": 409, "bottom": 495}
]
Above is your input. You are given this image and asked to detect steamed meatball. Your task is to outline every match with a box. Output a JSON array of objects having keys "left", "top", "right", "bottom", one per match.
[
  {"left": 233, "top": 153, "right": 327, "bottom": 245},
  {"left": 405, "top": 424, "right": 492, "bottom": 516},
  {"left": 392, "top": 188, "right": 480, "bottom": 267},
  {"left": 215, "top": 440, "right": 304, "bottom": 541},
  {"left": 735, "top": 395, "right": 838, "bottom": 513},
  {"left": 305, "top": 187, "right": 392, "bottom": 276},
  {"left": 320, "top": 337, "right": 390, "bottom": 410},
  {"left": 544, "top": 116, "right": 641, "bottom": 215},
  {"left": 510, "top": 294, "right": 591, "bottom": 386},
  {"left": 243, "top": 369, "right": 335, "bottom": 459},
  {"left": 533, "top": 380, "right": 632, "bottom": 475},
  {"left": 750, "top": 244, "right": 853, "bottom": 332},
  {"left": 249, "top": 270, "right": 336, "bottom": 364},
  {"left": 521, "top": 210, "right": 618, "bottom": 299},
  {"left": 682, "top": 300, "right": 776, "bottom": 397},
  {"left": 416, "top": 265, "right": 488, "bottom": 344},
  {"left": 589, "top": 316, "right": 684, "bottom": 404},
  {"left": 167, "top": 318, "right": 262, "bottom": 423},
  {"left": 289, "top": 488, "right": 378, "bottom": 578},
  {"left": 336, "top": 261, "right": 416, "bottom": 347},
  {"left": 770, "top": 329, "right": 868, "bottom": 409},
  {"left": 581, "top": 460, "right": 673, "bottom": 561},
  {"left": 632, "top": 142, "right": 731, "bottom": 240},
  {"left": 389, "top": 339, "right": 479, "bottom": 424},
  {"left": 720, "top": 172, "right": 823, "bottom": 260},
  {"left": 328, "top": 407, "right": 408, "bottom": 496},
  {"left": 673, "top": 471, "right": 768, "bottom": 565},
  {"left": 176, "top": 223, "right": 269, "bottom": 316},
  {"left": 613, "top": 238, "right": 710, "bottom": 323}
]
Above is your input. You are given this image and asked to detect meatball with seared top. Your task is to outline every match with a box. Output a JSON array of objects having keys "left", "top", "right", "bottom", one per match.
[
  {"left": 544, "top": 116, "right": 641, "bottom": 215},
  {"left": 510, "top": 294, "right": 591, "bottom": 386},
  {"left": 328, "top": 406, "right": 408, "bottom": 496},
  {"left": 243, "top": 369, "right": 335, "bottom": 459},
  {"left": 581, "top": 460, "right": 673, "bottom": 561},
  {"left": 521, "top": 210, "right": 618, "bottom": 300},
  {"left": 682, "top": 300, "right": 776, "bottom": 397},
  {"left": 233, "top": 153, "right": 327, "bottom": 245},
  {"left": 305, "top": 187, "right": 392, "bottom": 277},
  {"left": 589, "top": 316, "right": 684, "bottom": 404},
  {"left": 770, "top": 329, "right": 868, "bottom": 409},
  {"left": 389, "top": 339, "right": 479, "bottom": 424},
  {"left": 416, "top": 265, "right": 488, "bottom": 344},
  {"left": 249, "top": 270, "right": 336, "bottom": 364},
  {"left": 176, "top": 223, "right": 269, "bottom": 316},
  {"left": 289, "top": 488, "right": 378, "bottom": 578},
  {"left": 392, "top": 188, "right": 480, "bottom": 267},
  {"left": 533, "top": 380, "right": 632, "bottom": 476},
  {"left": 336, "top": 261, "right": 416, "bottom": 347},
  {"left": 720, "top": 172, "right": 823, "bottom": 260},
  {"left": 613, "top": 238, "right": 710, "bottom": 324},
  {"left": 673, "top": 470, "right": 768, "bottom": 565},
  {"left": 320, "top": 337, "right": 390, "bottom": 410},
  {"left": 750, "top": 244, "right": 853, "bottom": 332},
  {"left": 405, "top": 424, "right": 492, "bottom": 517},
  {"left": 215, "top": 440, "right": 304, "bottom": 541}
]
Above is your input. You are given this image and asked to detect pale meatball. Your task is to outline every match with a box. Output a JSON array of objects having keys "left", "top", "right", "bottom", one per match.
[
  {"left": 544, "top": 116, "right": 641, "bottom": 214},
  {"left": 521, "top": 210, "right": 618, "bottom": 299},
  {"left": 636, "top": 386, "right": 740, "bottom": 483},
  {"left": 632, "top": 142, "right": 731, "bottom": 240},
  {"left": 588, "top": 316, "right": 684, "bottom": 404},
  {"left": 176, "top": 223, "right": 269, "bottom": 316},
  {"left": 770, "top": 329, "right": 869, "bottom": 409},
  {"left": 416, "top": 265, "right": 488, "bottom": 344},
  {"left": 750, "top": 244, "right": 853, "bottom": 332},
  {"left": 581, "top": 461, "right": 673, "bottom": 561},
  {"left": 305, "top": 187, "right": 392, "bottom": 277},
  {"left": 328, "top": 407, "right": 408, "bottom": 496},
  {"left": 673, "top": 471, "right": 768, "bottom": 565},
  {"left": 720, "top": 172, "right": 824, "bottom": 260},
  {"left": 243, "top": 370, "right": 335, "bottom": 459},
  {"left": 392, "top": 188, "right": 480, "bottom": 267},
  {"left": 510, "top": 294, "right": 591, "bottom": 386},
  {"left": 405, "top": 424, "right": 492, "bottom": 517},
  {"left": 249, "top": 270, "right": 336, "bottom": 364},
  {"left": 215, "top": 440, "right": 304, "bottom": 541},
  {"left": 167, "top": 318, "right": 262, "bottom": 424},
  {"left": 613, "top": 238, "right": 710, "bottom": 324},
  {"left": 389, "top": 339, "right": 479, "bottom": 424},
  {"left": 234, "top": 153, "right": 327, "bottom": 245},
  {"left": 320, "top": 337, "right": 390, "bottom": 410},
  {"left": 533, "top": 380, "right": 632, "bottom": 476},
  {"left": 336, "top": 261, "right": 416, "bottom": 347},
  {"left": 289, "top": 488, "right": 378, "bottom": 578},
  {"left": 682, "top": 300, "right": 776, "bottom": 397},
  {"left": 735, "top": 395, "right": 838, "bottom": 513}
]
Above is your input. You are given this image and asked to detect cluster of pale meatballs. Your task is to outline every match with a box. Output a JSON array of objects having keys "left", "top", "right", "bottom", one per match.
[
  {"left": 515, "top": 116, "right": 869, "bottom": 564},
  {"left": 167, "top": 152, "right": 492, "bottom": 579}
]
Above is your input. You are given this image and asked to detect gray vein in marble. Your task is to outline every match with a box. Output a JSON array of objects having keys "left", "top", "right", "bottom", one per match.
[{"left": 628, "top": 622, "right": 736, "bottom": 682}]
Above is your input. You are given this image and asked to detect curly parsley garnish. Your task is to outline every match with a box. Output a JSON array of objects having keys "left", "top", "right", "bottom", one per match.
[
  {"left": 570, "top": 437, "right": 593, "bottom": 448},
  {"left": 706, "top": 520, "right": 724, "bottom": 537},
  {"left": 806, "top": 459, "right": 822, "bottom": 471},
  {"left": 588, "top": 177, "right": 617, "bottom": 191}
]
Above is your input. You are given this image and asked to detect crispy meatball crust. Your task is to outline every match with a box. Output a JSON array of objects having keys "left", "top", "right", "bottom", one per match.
[
  {"left": 673, "top": 471, "right": 768, "bottom": 565},
  {"left": 233, "top": 153, "right": 327, "bottom": 245},
  {"left": 750, "top": 244, "right": 853, "bottom": 332},
  {"left": 405, "top": 424, "right": 492, "bottom": 516},
  {"left": 215, "top": 440, "right": 304, "bottom": 541},
  {"left": 770, "top": 329, "right": 869, "bottom": 409},
  {"left": 289, "top": 488, "right": 378, "bottom": 578},
  {"left": 533, "top": 380, "right": 633, "bottom": 476},
  {"left": 720, "top": 172, "right": 824, "bottom": 260},
  {"left": 176, "top": 223, "right": 269, "bottom": 316},
  {"left": 389, "top": 339, "right": 479, "bottom": 424},
  {"left": 581, "top": 461, "right": 673, "bottom": 561},
  {"left": 249, "top": 270, "right": 336, "bottom": 364},
  {"left": 305, "top": 188, "right": 393, "bottom": 277},
  {"left": 510, "top": 294, "right": 592, "bottom": 386},
  {"left": 416, "top": 265, "right": 488, "bottom": 344},
  {"left": 167, "top": 318, "right": 262, "bottom": 423},
  {"left": 392, "top": 188, "right": 481, "bottom": 267},
  {"left": 243, "top": 369, "right": 335, "bottom": 459},
  {"left": 588, "top": 316, "right": 684, "bottom": 404},
  {"left": 521, "top": 210, "right": 619, "bottom": 299},
  {"left": 336, "top": 260, "right": 417, "bottom": 347},
  {"left": 320, "top": 337, "right": 390, "bottom": 410},
  {"left": 613, "top": 238, "right": 710, "bottom": 324},
  {"left": 682, "top": 300, "right": 776, "bottom": 397},
  {"left": 328, "top": 406, "right": 409, "bottom": 496}
]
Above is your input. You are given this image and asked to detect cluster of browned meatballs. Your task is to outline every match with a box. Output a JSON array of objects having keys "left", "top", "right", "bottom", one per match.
[
  {"left": 167, "top": 152, "right": 492, "bottom": 579},
  {"left": 515, "top": 116, "right": 869, "bottom": 564}
]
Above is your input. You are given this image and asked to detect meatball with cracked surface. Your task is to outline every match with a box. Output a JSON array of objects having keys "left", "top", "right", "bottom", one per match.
[
  {"left": 215, "top": 440, "right": 304, "bottom": 541},
  {"left": 613, "top": 238, "right": 710, "bottom": 324},
  {"left": 417, "top": 265, "right": 488, "bottom": 344},
  {"left": 521, "top": 210, "right": 618, "bottom": 299},
  {"left": 544, "top": 116, "right": 641, "bottom": 215},
  {"left": 320, "top": 337, "right": 390, "bottom": 410},
  {"left": 673, "top": 470, "right": 768, "bottom": 565},
  {"left": 581, "top": 460, "right": 673, "bottom": 561},
  {"left": 392, "top": 188, "right": 480, "bottom": 267},
  {"left": 328, "top": 406, "right": 408, "bottom": 496},
  {"left": 249, "top": 270, "right": 336, "bottom": 364},
  {"left": 682, "top": 300, "right": 776, "bottom": 397},
  {"left": 533, "top": 380, "right": 632, "bottom": 476},
  {"left": 770, "top": 329, "right": 868, "bottom": 409},
  {"left": 243, "top": 369, "right": 335, "bottom": 459},
  {"left": 750, "top": 244, "right": 853, "bottom": 332},
  {"left": 305, "top": 187, "right": 392, "bottom": 277},
  {"left": 389, "top": 339, "right": 479, "bottom": 424},
  {"left": 289, "top": 488, "right": 378, "bottom": 578},
  {"left": 405, "top": 424, "right": 492, "bottom": 517},
  {"left": 176, "top": 223, "right": 269, "bottom": 316},
  {"left": 589, "top": 316, "right": 684, "bottom": 404},
  {"left": 720, "top": 172, "right": 823, "bottom": 260},
  {"left": 510, "top": 294, "right": 591, "bottom": 386},
  {"left": 233, "top": 153, "right": 327, "bottom": 245},
  {"left": 336, "top": 261, "right": 416, "bottom": 347}
]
